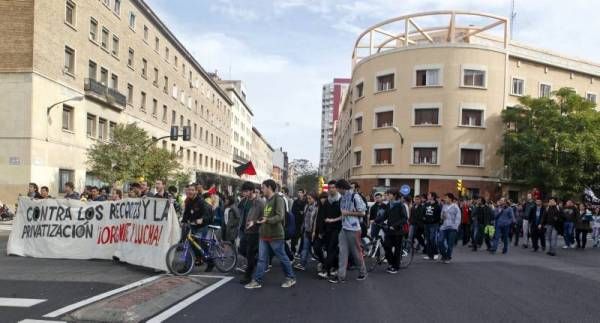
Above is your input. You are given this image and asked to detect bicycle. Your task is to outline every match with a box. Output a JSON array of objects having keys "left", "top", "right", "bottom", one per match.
[
  {"left": 165, "top": 223, "right": 237, "bottom": 276},
  {"left": 363, "top": 223, "right": 414, "bottom": 272}
]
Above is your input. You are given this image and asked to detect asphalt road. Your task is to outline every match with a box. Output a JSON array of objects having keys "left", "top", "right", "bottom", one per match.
[{"left": 1, "top": 228, "right": 599, "bottom": 323}]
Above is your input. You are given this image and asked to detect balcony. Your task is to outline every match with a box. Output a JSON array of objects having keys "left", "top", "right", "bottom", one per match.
[
  {"left": 233, "top": 153, "right": 249, "bottom": 165},
  {"left": 84, "top": 78, "right": 126, "bottom": 111}
]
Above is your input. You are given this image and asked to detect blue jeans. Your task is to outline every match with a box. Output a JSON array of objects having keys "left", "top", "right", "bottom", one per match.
[
  {"left": 300, "top": 231, "right": 313, "bottom": 267},
  {"left": 425, "top": 224, "right": 439, "bottom": 259},
  {"left": 493, "top": 225, "right": 510, "bottom": 253},
  {"left": 254, "top": 239, "right": 295, "bottom": 283},
  {"left": 438, "top": 229, "right": 457, "bottom": 260},
  {"left": 563, "top": 222, "right": 574, "bottom": 247}
]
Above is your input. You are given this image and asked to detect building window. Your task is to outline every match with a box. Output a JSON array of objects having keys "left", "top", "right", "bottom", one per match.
[
  {"left": 141, "top": 59, "right": 147, "bottom": 78},
  {"left": 540, "top": 83, "right": 552, "bottom": 98},
  {"left": 152, "top": 68, "right": 159, "bottom": 86},
  {"left": 460, "top": 149, "right": 482, "bottom": 166},
  {"left": 461, "top": 109, "right": 483, "bottom": 127},
  {"left": 64, "top": 46, "right": 75, "bottom": 75},
  {"left": 143, "top": 25, "right": 148, "bottom": 42},
  {"left": 100, "top": 67, "right": 108, "bottom": 85},
  {"left": 354, "top": 151, "right": 362, "bottom": 166},
  {"left": 98, "top": 118, "right": 107, "bottom": 141},
  {"left": 127, "top": 84, "right": 133, "bottom": 105},
  {"left": 356, "top": 82, "right": 364, "bottom": 98},
  {"left": 140, "top": 92, "right": 146, "bottom": 111},
  {"left": 88, "top": 60, "right": 97, "bottom": 80},
  {"left": 129, "top": 12, "right": 136, "bottom": 30},
  {"left": 155, "top": 37, "right": 160, "bottom": 52},
  {"left": 101, "top": 27, "right": 109, "bottom": 49},
  {"left": 127, "top": 48, "right": 134, "bottom": 67},
  {"left": 193, "top": 123, "right": 197, "bottom": 138},
  {"left": 110, "top": 73, "right": 118, "bottom": 89},
  {"left": 65, "top": 0, "right": 76, "bottom": 26},
  {"left": 174, "top": 55, "right": 178, "bottom": 67},
  {"left": 414, "top": 108, "right": 439, "bottom": 125},
  {"left": 152, "top": 99, "right": 158, "bottom": 116},
  {"left": 172, "top": 84, "right": 177, "bottom": 98},
  {"left": 462, "top": 69, "right": 486, "bottom": 88},
  {"left": 586, "top": 93, "right": 597, "bottom": 104},
  {"left": 355, "top": 116, "right": 363, "bottom": 132},
  {"left": 162, "top": 105, "right": 167, "bottom": 122},
  {"left": 374, "top": 148, "right": 392, "bottom": 165},
  {"left": 511, "top": 78, "right": 524, "bottom": 96},
  {"left": 58, "top": 169, "right": 75, "bottom": 193},
  {"left": 179, "top": 115, "right": 184, "bottom": 128},
  {"left": 62, "top": 105, "right": 74, "bottom": 131},
  {"left": 413, "top": 147, "right": 437, "bottom": 164},
  {"left": 165, "top": 47, "right": 169, "bottom": 61},
  {"left": 163, "top": 76, "right": 169, "bottom": 93},
  {"left": 415, "top": 68, "right": 440, "bottom": 87},
  {"left": 87, "top": 114, "right": 97, "bottom": 137},
  {"left": 89, "top": 18, "right": 98, "bottom": 41},
  {"left": 171, "top": 110, "right": 176, "bottom": 125},
  {"left": 109, "top": 122, "right": 116, "bottom": 141},
  {"left": 375, "top": 111, "right": 393, "bottom": 128},
  {"left": 376, "top": 74, "right": 395, "bottom": 91},
  {"left": 113, "top": 0, "right": 121, "bottom": 14}
]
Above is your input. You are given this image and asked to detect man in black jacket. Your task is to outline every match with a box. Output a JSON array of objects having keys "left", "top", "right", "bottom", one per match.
[
  {"left": 291, "top": 189, "right": 307, "bottom": 256},
  {"left": 377, "top": 189, "right": 408, "bottom": 274},
  {"left": 528, "top": 198, "right": 546, "bottom": 252},
  {"left": 317, "top": 180, "right": 342, "bottom": 279},
  {"left": 423, "top": 192, "right": 442, "bottom": 260},
  {"left": 369, "top": 192, "right": 388, "bottom": 239},
  {"left": 183, "top": 184, "right": 213, "bottom": 268},
  {"left": 409, "top": 195, "right": 426, "bottom": 251}
]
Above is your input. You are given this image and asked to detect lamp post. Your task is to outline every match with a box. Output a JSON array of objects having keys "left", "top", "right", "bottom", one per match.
[
  {"left": 46, "top": 96, "right": 84, "bottom": 141},
  {"left": 391, "top": 126, "right": 405, "bottom": 145}
]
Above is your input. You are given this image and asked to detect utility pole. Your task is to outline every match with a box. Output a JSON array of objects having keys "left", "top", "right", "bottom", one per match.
[{"left": 510, "top": 0, "right": 517, "bottom": 39}]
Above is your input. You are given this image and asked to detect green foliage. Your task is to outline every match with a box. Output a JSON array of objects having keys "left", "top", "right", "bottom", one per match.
[
  {"left": 295, "top": 171, "right": 319, "bottom": 193},
  {"left": 499, "top": 88, "right": 600, "bottom": 197},
  {"left": 87, "top": 123, "right": 182, "bottom": 185}
]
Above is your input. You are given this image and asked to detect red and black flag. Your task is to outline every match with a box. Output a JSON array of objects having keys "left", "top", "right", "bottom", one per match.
[{"left": 235, "top": 161, "right": 257, "bottom": 177}]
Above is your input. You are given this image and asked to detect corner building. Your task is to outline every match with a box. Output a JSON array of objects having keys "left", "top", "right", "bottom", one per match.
[
  {"left": 0, "top": 0, "right": 237, "bottom": 203},
  {"left": 332, "top": 11, "right": 600, "bottom": 200}
]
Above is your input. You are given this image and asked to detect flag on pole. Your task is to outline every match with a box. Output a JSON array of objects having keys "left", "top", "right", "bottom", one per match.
[{"left": 235, "top": 161, "right": 257, "bottom": 177}]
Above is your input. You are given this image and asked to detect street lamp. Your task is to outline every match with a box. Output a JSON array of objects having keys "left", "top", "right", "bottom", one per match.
[
  {"left": 46, "top": 95, "right": 84, "bottom": 141},
  {"left": 46, "top": 96, "right": 84, "bottom": 116},
  {"left": 391, "top": 126, "right": 405, "bottom": 145}
]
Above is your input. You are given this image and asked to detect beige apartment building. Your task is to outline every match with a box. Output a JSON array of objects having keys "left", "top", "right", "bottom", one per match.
[
  {"left": 332, "top": 11, "right": 600, "bottom": 200},
  {"left": 251, "top": 127, "right": 274, "bottom": 184},
  {"left": 0, "top": 0, "right": 245, "bottom": 203}
]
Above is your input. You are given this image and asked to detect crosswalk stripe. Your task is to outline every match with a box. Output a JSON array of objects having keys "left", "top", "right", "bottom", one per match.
[
  {"left": 18, "top": 320, "right": 66, "bottom": 323},
  {"left": 0, "top": 297, "right": 46, "bottom": 307}
]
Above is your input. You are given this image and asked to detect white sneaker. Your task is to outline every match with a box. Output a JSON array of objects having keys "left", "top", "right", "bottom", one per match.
[
  {"left": 562, "top": 246, "right": 569, "bottom": 249},
  {"left": 281, "top": 278, "right": 296, "bottom": 288},
  {"left": 434, "top": 254, "right": 441, "bottom": 260}
]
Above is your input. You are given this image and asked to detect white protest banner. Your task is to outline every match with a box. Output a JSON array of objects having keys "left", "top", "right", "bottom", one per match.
[{"left": 7, "top": 197, "right": 181, "bottom": 271}]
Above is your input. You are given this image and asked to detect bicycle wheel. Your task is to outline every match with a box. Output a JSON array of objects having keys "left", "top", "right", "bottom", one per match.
[
  {"left": 166, "top": 243, "right": 195, "bottom": 276},
  {"left": 399, "top": 239, "right": 414, "bottom": 268},
  {"left": 364, "top": 241, "right": 384, "bottom": 272},
  {"left": 212, "top": 241, "right": 237, "bottom": 273}
]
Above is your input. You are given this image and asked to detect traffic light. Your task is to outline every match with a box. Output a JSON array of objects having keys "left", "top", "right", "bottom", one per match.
[
  {"left": 182, "top": 126, "right": 191, "bottom": 141},
  {"left": 170, "top": 126, "right": 179, "bottom": 141},
  {"left": 456, "top": 179, "right": 463, "bottom": 196}
]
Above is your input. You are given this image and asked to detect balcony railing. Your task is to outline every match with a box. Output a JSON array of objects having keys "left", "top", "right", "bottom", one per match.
[
  {"left": 233, "top": 154, "right": 249, "bottom": 165},
  {"left": 84, "top": 78, "right": 127, "bottom": 110}
]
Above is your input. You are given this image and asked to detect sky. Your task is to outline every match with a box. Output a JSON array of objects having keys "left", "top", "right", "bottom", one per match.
[{"left": 147, "top": 0, "right": 600, "bottom": 164}]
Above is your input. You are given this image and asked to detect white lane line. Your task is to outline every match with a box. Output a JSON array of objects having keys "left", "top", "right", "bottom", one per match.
[
  {"left": 43, "top": 274, "right": 163, "bottom": 318},
  {"left": 147, "top": 276, "right": 233, "bottom": 323},
  {"left": 18, "top": 320, "right": 66, "bottom": 323},
  {"left": 0, "top": 297, "right": 46, "bottom": 307}
]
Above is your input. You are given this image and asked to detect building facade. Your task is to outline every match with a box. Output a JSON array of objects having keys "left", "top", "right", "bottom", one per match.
[
  {"left": 0, "top": 0, "right": 240, "bottom": 203},
  {"left": 217, "top": 79, "right": 254, "bottom": 167},
  {"left": 272, "top": 147, "right": 285, "bottom": 186},
  {"left": 318, "top": 78, "right": 350, "bottom": 179},
  {"left": 332, "top": 11, "right": 600, "bottom": 199},
  {"left": 251, "top": 127, "right": 274, "bottom": 184}
]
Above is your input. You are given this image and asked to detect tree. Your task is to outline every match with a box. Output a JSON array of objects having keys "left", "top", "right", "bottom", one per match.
[
  {"left": 295, "top": 171, "right": 319, "bottom": 193},
  {"left": 291, "top": 159, "right": 316, "bottom": 177},
  {"left": 87, "top": 123, "right": 182, "bottom": 185},
  {"left": 499, "top": 88, "right": 600, "bottom": 198}
]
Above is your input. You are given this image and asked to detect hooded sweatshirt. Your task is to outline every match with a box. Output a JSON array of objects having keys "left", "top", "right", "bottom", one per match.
[
  {"left": 319, "top": 192, "right": 342, "bottom": 234},
  {"left": 441, "top": 203, "right": 461, "bottom": 230}
]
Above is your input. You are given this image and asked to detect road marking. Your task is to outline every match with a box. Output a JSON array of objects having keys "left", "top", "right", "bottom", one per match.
[
  {"left": 0, "top": 297, "right": 46, "bottom": 307},
  {"left": 43, "top": 274, "right": 163, "bottom": 318},
  {"left": 18, "top": 320, "right": 66, "bottom": 323},
  {"left": 146, "top": 276, "right": 233, "bottom": 323}
]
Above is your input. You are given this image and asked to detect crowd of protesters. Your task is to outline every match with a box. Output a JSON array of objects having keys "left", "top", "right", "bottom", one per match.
[{"left": 18, "top": 179, "right": 600, "bottom": 290}]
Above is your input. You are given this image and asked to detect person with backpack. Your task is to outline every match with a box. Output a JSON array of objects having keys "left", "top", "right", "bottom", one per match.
[
  {"left": 439, "top": 193, "right": 461, "bottom": 263},
  {"left": 351, "top": 182, "right": 370, "bottom": 239},
  {"left": 328, "top": 179, "right": 367, "bottom": 284},
  {"left": 295, "top": 192, "right": 319, "bottom": 271},
  {"left": 238, "top": 183, "right": 265, "bottom": 284},
  {"left": 182, "top": 183, "right": 214, "bottom": 269},
  {"left": 290, "top": 189, "right": 308, "bottom": 257},
  {"left": 423, "top": 192, "right": 442, "bottom": 260},
  {"left": 317, "top": 180, "right": 342, "bottom": 279},
  {"left": 376, "top": 189, "right": 408, "bottom": 274},
  {"left": 245, "top": 180, "right": 296, "bottom": 289}
]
